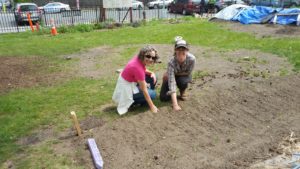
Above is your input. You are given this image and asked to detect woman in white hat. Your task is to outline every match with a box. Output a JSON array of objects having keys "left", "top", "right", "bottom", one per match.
[{"left": 160, "top": 38, "right": 196, "bottom": 111}]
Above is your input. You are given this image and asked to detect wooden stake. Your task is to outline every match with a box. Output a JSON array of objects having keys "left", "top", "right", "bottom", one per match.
[{"left": 70, "top": 111, "right": 82, "bottom": 137}]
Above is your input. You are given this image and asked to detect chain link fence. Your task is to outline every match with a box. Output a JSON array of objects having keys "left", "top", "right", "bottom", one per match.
[{"left": 0, "top": 7, "right": 182, "bottom": 34}]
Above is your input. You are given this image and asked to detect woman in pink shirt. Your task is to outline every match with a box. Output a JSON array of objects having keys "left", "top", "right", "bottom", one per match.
[{"left": 112, "top": 46, "right": 159, "bottom": 115}]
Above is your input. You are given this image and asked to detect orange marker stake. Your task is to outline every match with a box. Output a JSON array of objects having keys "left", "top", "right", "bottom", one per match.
[{"left": 27, "top": 13, "right": 34, "bottom": 32}]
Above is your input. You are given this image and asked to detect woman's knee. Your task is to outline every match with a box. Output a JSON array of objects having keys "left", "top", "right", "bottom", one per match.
[{"left": 148, "top": 89, "right": 157, "bottom": 100}]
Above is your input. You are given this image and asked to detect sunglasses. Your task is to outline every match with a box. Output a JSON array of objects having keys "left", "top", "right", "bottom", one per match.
[{"left": 145, "top": 55, "right": 157, "bottom": 60}]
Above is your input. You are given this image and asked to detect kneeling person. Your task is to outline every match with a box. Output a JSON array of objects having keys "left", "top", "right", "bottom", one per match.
[
  {"left": 113, "top": 45, "right": 160, "bottom": 115},
  {"left": 160, "top": 39, "right": 196, "bottom": 111}
]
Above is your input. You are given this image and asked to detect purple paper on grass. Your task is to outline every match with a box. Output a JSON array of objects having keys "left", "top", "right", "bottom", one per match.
[{"left": 87, "top": 138, "right": 104, "bottom": 169}]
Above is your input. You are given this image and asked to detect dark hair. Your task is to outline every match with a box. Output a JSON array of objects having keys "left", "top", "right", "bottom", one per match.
[{"left": 138, "top": 45, "right": 160, "bottom": 63}]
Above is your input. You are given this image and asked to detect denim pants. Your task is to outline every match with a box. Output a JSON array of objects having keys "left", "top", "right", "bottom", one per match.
[
  {"left": 132, "top": 74, "right": 157, "bottom": 105},
  {"left": 159, "top": 75, "right": 191, "bottom": 101}
]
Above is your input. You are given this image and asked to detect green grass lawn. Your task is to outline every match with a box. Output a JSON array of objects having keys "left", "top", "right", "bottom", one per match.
[
  {"left": 0, "top": 78, "right": 117, "bottom": 163},
  {"left": 1, "top": 18, "right": 299, "bottom": 69},
  {"left": 0, "top": 17, "right": 300, "bottom": 166}
]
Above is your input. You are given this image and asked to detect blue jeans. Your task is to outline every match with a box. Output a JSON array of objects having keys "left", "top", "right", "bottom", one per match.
[{"left": 133, "top": 74, "right": 157, "bottom": 105}]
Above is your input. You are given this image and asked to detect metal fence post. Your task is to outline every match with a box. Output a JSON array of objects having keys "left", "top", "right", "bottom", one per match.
[
  {"left": 71, "top": 10, "right": 74, "bottom": 25},
  {"left": 44, "top": 11, "right": 48, "bottom": 26},
  {"left": 129, "top": 7, "right": 133, "bottom": 23},
  {"left": 95, "top": 6, "right": 98, "bottom": 24},
  {"left": 118, "top": 9, "right": 121, "bottom": 23},
  {"left": 138, "top": 8, "right": 141, "bottom": 20},
  {"left": 13, "top": 11, "right": 20, "bottom": 33},
  {"left": 143, "top": 10, "right": 146, "bottom": 21}
]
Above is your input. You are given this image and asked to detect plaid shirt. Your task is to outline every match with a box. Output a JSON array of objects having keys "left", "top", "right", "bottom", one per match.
[{"left": 167, "top": 53, "right": 196, "bottom": 93}]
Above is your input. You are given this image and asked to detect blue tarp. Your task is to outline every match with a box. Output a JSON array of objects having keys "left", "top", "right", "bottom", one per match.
[
  {"left": 272, "top": 8, "right": 300, "bottom": 25},
  {"left": 214, "top": 4, "right": 250, "bottom": 21},
  {"left": 214, "top": 5, "right": 300, "bottom": 25},
  {"left": 236, "top": 6, "right": 282, "bottom": 24}
]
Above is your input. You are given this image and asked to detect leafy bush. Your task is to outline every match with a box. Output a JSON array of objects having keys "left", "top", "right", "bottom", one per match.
[
  {"left": 35, "top": 27, "right": 51, "bottom": 35},
  {"left": 74, "top": 24, "right": 94, "bottom": 32},
  {"left": 57, "top": 25, "right": 74, "bottom": 33},
  {"left": 94, "top": 22, "right": 109, "bottom": 29},
  {"left": 131, "top": 21, "right": 142, "bottom": 28},
  {"left": 57, "top": 24, "right": 95, "bottom": 33}
]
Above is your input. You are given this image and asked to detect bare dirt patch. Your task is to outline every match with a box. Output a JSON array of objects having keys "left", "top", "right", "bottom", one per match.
[
  {"left": 69, "top": 44, "right": 293, "bottom": 81},
  {"left": 0, "top": 57, "right": 70, "bottom": 93},
  {"left": 211, "top": 19, "right": 300, "bottom": 38},
  {"left": 29, "top": 45, "right": 299, "bottom": 169},
  {"left": 50, "top": 74, "right": 300, "bottom": 169},
  {"left": 64, "top": 46, "right": 122, "bottom": 79},
  {"left": 0, "top": 57, "right": 39, "bottom": 92}
]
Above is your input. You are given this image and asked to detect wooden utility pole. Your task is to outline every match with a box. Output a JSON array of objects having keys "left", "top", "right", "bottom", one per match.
[
  {"left": 76, "top": 0, "right": 80, "bottom": 9},
  {"left": 129, "top": 7, "right": 133, "bottom": 23},
  {"left": 99, "top": 0, "right": 106, "bottom": 22}
]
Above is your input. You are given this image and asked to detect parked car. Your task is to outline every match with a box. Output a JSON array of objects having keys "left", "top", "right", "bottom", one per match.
[
  {"left": 168, "top": 0, "right": 201, "bottom": 15},
  {"left": 147, "top": 0, "right": 174, "bottom": 9},
  {"left": 215, "top": 0, "right": 246, "bottom": 11},
  {"left": 39, "top": 2, "right": 70, "bottom": 13},
  {"left": 14, "top": 3, "right": 42, "bottom": 25},
  {"left": 132, "top": 0, "right": 144, "bottom": 9},
  {"left": 116, "top": 1, "right": 143, "bottom": 10},
  {"left": 249, "top": 0, "right": 299, "bottom": 7}
]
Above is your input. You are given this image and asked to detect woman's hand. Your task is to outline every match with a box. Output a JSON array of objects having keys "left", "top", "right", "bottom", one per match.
[
  {"left": 138, "top": 80, "right": 159, "bottom": 113},
  {"left": 173, "top": 104, "right": 182, "bottom": 111},
  {"left": 150, "top": 72, "right": 157, "bottom": 84},
  {"left": 171, "top": 93, "right": 181, "bottom": 111},
  {"left": 150, "top": 105, "right": 159, "bottom": 113},
  {"left": 146, "top": 69, "right": 157, "bottom": 84}
]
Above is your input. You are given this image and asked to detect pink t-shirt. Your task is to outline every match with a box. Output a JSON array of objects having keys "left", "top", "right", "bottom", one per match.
[{"left": 121, "top": 56, "right": 146, "bottom": 82}]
